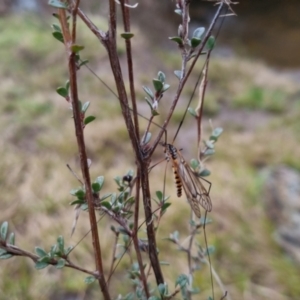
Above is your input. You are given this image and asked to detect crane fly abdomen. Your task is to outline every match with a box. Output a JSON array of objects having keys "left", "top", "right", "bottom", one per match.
[
  {"left": 166, "top": 144, "right": 183, "bottom": 197},
  {"left": 172, "top": 166, "right": 182, "bottom": 197}
]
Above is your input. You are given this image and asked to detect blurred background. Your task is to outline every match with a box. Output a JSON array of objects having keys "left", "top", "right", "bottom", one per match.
[{"left": 1, "top": 1, "right": 300, "bottom": 299}]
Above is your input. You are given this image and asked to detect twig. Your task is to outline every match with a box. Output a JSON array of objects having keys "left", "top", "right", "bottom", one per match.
[
  {"left": 107, "top": 231, "right": 119, "bottom": 287},
  {"left": 0, "top": 241, "right": 99, "bottom": 278},
  {"left": 196, "top": 50, "right": 211, "bottom": 161},
  {"left": 58, "top": 8, "right": 110, "bottom": 300},
  {"left": 149, "top": 1, "right": 225, "bottom": 155}
]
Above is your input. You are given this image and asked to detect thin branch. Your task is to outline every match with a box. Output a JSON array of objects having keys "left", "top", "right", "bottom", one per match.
[
  {"left": 76, "top": 7, "right": 108, "bottom": 49},
  {"left": 120, "top": 0, "right": 140, "bottom": 143},
  {"left": 150, "top": 1, "right": 225, "bottom": 155},
  {"left": 0, "top": 241, "right": 99, "bottom": 278},
  {"left": 118, "top": 1, "right": 148, "bottom": 294},
  {"left": 107, "top": 231, "right": 119, "bottom": 287},
  {"left": 196, "top": 51, "right": 210, "bottom": 161},
  {"left": 71, "top": 0, "right": 80, "bottom": 42},
  {"left": 58, "top": 9, "right": 110, "bottom": 300}
]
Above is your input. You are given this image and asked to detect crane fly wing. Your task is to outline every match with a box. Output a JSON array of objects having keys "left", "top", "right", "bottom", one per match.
[
  {"left": 196, "top": 179, "right": 212, "bottom": 212},
  {"left": 177, "top": 151, "right": 212, "bottom": 214},
  {"left": 177, "top": 154, "right": 201, "bottom": 218}
]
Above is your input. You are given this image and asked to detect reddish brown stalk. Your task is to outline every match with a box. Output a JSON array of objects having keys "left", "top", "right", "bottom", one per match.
[
  {"left": 120, "top": 0, "right": 140, "bottom": 143},
  {"left": 119, "top": 1, "right": 148, "bottom": 295},
  {"left": 58, "top": 8, "right": 111, "bottom": 300}
]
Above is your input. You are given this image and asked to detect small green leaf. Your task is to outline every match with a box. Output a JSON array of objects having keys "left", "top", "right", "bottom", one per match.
[
  {"left": 85, "top": 276, "right": 96, "bottom": 284},
  {"left": 35, "top": 261, "right": 49, "bottom": 270},
  {"left": 48, "top": 0, "right": 68, "bottom": 8},
  {"left": 153, "top": 79, "right": 163, "bottom": 92},
  {"left": 193, "top": 27, "right": 205, "bottom": 39},
  {"left": 174, "top": 70, "right": 182, "bottom": 79},
  {"left": 171, "top": 231, "right": 179, "bottom": 242},
  {"left": 205, "top": 245, "right": 215, "bottom": 255},
  {"left": 114, "top": 176, "right": 121, "bottom": 187},
  {"left": 0, "top": 221, "right": 8, "bottom": 240},
  {"left": 71, "top": 44, "right": 85, "bottom": 53},
  {"left": 204, "top": 140, "right": 215, "bottom": 149},
  {"left": 51, "top": 24, "right": 61, "bottom": 32},
  {"left": 120, "top": 32, "right": 134, "bottom": 39},
  {"left": 92, "top": 182, "right": 100, "bottom": 193},
  {"left": 162, "top": 83, "right": 170, "bottom": 92},
  {"left": 145, "top": 97, "right": 153, "bottom": 110},
  {"left": 191, "top": 37, "right": 201, "bottom": 48},
  {"left": 190, "top": 158, "right": 199, "bottom": 170},
  {"left": 206, "top": 36, "right": 215, "bottom": 50},
  {"left": 70, "top": 199, "right": 85, "bottom": 206},
  {"left": 157, "top": 71, "right": 165, "bottom": 83},
  {"left": 84, "top": 116, "right": 96, "bottom": 125},
  {"left": 142, "top": 132, "right": 151, "bottom": 144},
  {"left": 203, "top": 149, "right": 215, "bottom": 156},
  {"left": 0, "top": 253, "right": 13, "bottom": 260},
  {"left": 57, "top": 236, "right": 64, "bottom": 252},
  {"left": 210, "top": 127, "right": 223, "bottom": 141},
  {"left": 56, "top": 87, "right": 68, "bottom": 98},
  {"left": 56, "top": 258, "right": 66, "bottom": 269},
  {"left": 81, "top": 101, "right": 90, "bottom": 113},
  {"left": 35, "top": 247, "right": 48, "bottom": 258},
  {"left": 65, "top": 80, "right": 70, "bottom": 91},
  {"left": 151, "top": 109, "right": 159, "bottom": 116},
  {"left": 158, "top": 283, "right": 168, "bottom": 296},
  {"left": 161, "top": 202, "right": 171, "bottom": 213},
  {"left": 70, "top": 188, "right": 80, "bottom": 196},
  {"left": 50, "top": 245, "right": 57, "bottom": 257},
  {"left": 52, "top": 31, "right": 64, "bottom": 43},
  {"left": 188, "top": 107, "right": 197, "bottom": 117},
  {"left": 101, "top": 201, "right": 112, "bottom": 210},
  {"left": 95, "top": 176, "right": 104, "bottom": 190},
  {"left": 199, "top": 169, "right": 210, "bottom": 177},
  {"left": 156, "top": 191, "right": 163, "bottom": 201},
  {"left": 81, "top": 203, "right": 88, "bottom": 211},
  {"left": 169, "top": 36, "right": 183, "bottom": 45},
  {"left": 143, "top": 86, "right": 154, "bottom": 100},
  {"left": 75, "top": 189, "right": 85, "bottom": 200},
  {"left": 126, "top": 196, "right": 135, "bottom": 205},
  {"left": 175, "top": 274, "right": 189, "bottom": 288}
]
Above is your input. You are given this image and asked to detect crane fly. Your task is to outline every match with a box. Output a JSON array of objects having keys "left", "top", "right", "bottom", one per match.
[{"left": 164, "top": 143, "right": 212, "bottom": 218}]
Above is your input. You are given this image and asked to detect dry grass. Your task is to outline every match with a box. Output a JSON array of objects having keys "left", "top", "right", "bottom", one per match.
[{"left": 0, "top": 12, "right": 300, "bottom": 300}]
